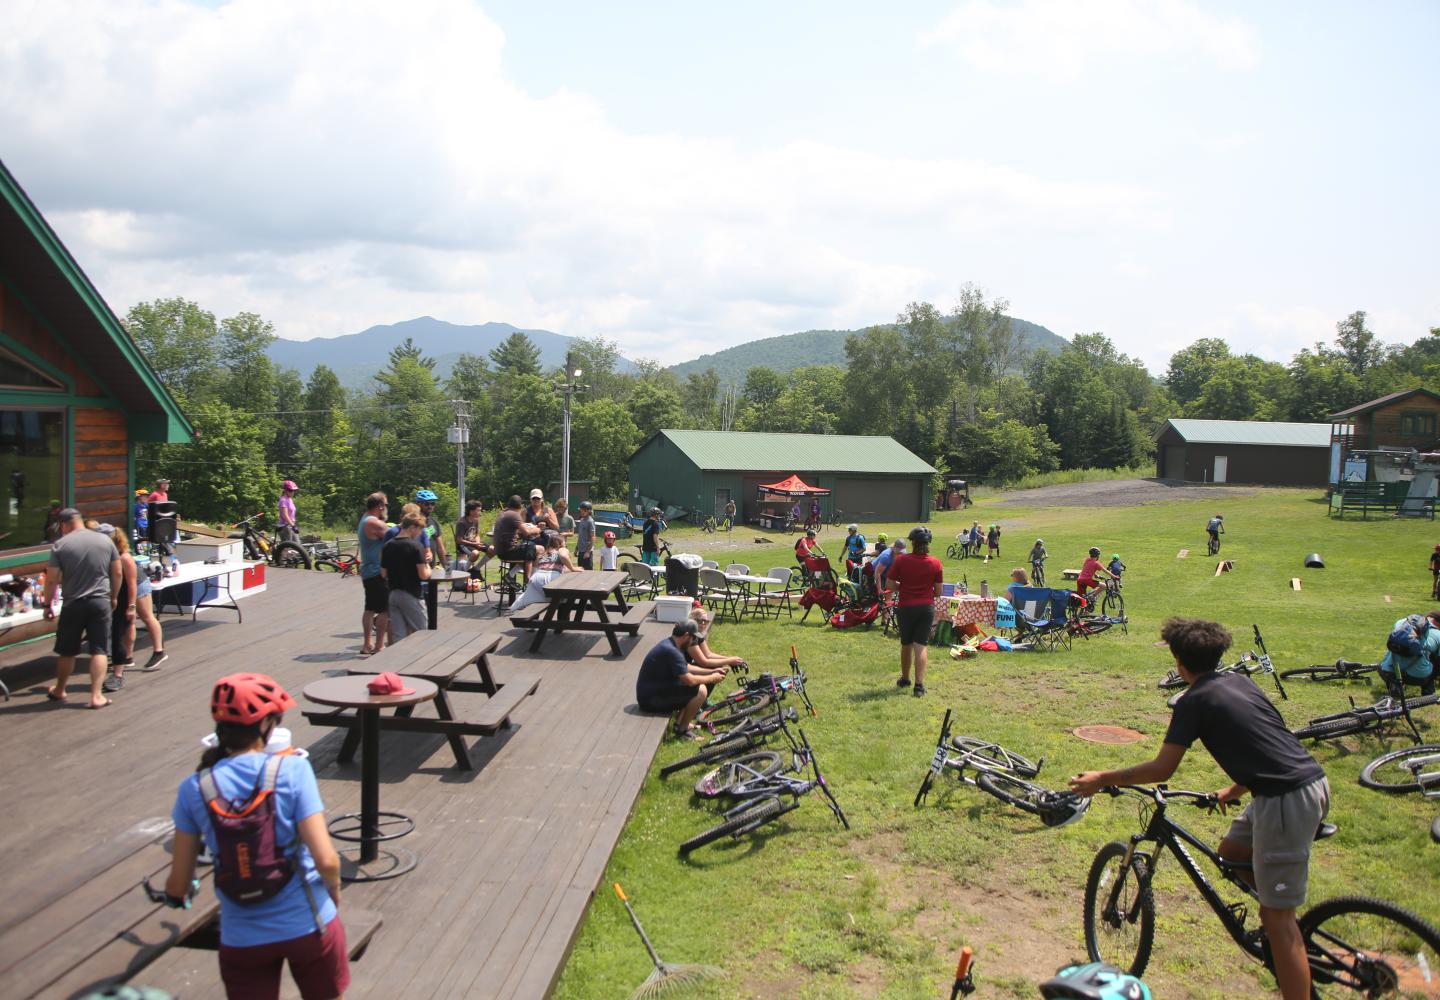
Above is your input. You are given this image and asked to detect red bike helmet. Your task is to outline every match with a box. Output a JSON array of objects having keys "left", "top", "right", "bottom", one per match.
[{"left": 211, "top": 673, "right": 296, "bottom": 725}]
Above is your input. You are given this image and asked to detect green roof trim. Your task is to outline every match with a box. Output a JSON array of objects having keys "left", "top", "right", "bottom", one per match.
[
  {"left": 0, "top": 159, "right": 193, "bottom": 442},
  {"left": 1160, "top": 418, "right": 1330, "bottom": 448},
  {"left": 635, "top": 429, "right": 937, "bottom": 475}
]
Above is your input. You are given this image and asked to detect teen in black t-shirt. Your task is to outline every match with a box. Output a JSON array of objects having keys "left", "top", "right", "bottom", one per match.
[{"left": 1070, "top": 618, "right": 1329, "bottom": 1000}]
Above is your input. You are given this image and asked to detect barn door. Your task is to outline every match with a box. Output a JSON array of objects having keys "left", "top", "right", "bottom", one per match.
[{"left": 1213, "top": 455, "right": 1228, "bottom": 483}]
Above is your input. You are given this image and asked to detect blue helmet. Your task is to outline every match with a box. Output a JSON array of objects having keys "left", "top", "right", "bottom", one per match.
[
  {"left": 1040, "top": 962, "right": 1150, "bottom": 1000},
  {"left": 414, "top": 489, "right": 439, "bottom": 502}
]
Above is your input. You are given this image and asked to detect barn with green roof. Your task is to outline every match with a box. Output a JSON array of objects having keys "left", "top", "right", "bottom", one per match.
[{"left": 627, "top": 430, "right": 936, "bottom": 524}]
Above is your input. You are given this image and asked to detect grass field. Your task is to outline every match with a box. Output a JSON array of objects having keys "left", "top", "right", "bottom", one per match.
[{"left": 552, "top": 484, "right": 1440, "bottom": 1000}]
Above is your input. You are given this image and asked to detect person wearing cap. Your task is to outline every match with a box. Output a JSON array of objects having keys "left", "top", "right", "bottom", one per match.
[
  {"left": 493, "top": 494, "right": 541, "bottom": 574},
  {"left": 381, "top": 512, "right": 433, "bottom": 642},
  {"left": 575, "top": 500, "right": 596, "bottom": 570},
  {"left": 873, "top": 532, "right": 889, "bottom": 558},
  {"left": 1076, "top": 546, "right": 1114, "bottom": 600},
  {"left": 871, "top": 538, "right": 905, "bottom": 592},
  {"left": 166, "top": 673, "right": 348, "bottom": 1000},
  {"left": 599, "top": 530, "right": 620, "bottom": 570},
  {"left": 42, "top": 508, "right": 121, "bottom": 709},
  {"left": 843, "top": 523, "right": 867, "bottom": 583},
  {"left": 526, "top": 489, "right": 558, "bottom": 533},
  {"left": 147, "top": 477, "right": 170, "bottom": 504},
  {"left": 1429, "top": 544, "right": 1440, "bottom": 601},
  {"left": 635, "top": 619, "right": 728, "bottom": 739},
  {"left": 278, "top": 479, "right": 300, "bottom": 544},
  {"left": 641, "top": 507, "right": 666, "bottom": 566},
  {"left": 1029, "top": 538, "right": 1047, "bottom": 582},
  {"left": 1379, "top": 610, "right": 1440, "bottom": 698}
]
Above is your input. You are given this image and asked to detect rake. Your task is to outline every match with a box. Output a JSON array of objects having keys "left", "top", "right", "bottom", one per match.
[{"left": 613, "top": 882, "right": 723, "bottom": 999}]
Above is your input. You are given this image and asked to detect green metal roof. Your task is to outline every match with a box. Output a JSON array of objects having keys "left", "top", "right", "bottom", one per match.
[
  {"left": 636, "top": 430, "right": 936, "bottom": 474},
  {"left": 1160, "top": 419, "right": 1330, "bottom": 448}
]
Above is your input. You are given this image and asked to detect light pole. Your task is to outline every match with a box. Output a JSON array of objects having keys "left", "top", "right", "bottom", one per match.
[
  {"left": 447, "top": 400, "right": 470, "bottom": 508},
  {"left": 558, "top": 352, "right": 587, "bottom": 504}
]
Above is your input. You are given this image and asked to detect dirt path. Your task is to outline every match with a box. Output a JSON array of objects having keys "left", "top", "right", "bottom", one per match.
[{"left": 996, "top": 478, "right": 1260, "bottom": 508}]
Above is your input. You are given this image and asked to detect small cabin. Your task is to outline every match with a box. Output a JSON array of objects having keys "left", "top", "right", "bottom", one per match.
[{"left": 1329, "top": 389, "right": 1440, "bottom": 483}]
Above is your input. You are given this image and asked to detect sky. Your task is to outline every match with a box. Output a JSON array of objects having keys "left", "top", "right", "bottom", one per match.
[{"left": 2, "top": 0, "right": 1436, "bottom": 374}]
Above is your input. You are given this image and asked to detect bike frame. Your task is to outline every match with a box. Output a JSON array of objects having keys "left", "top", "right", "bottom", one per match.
[
  {"left": 1104, "top": 788, "right": 1268, "bottom": 963},
  {"left": 714, "top": 727, "right": 846, "bottom": 829}
]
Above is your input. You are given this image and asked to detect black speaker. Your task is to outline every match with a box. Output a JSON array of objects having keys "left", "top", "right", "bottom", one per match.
[
  {"left": 665, "top": 557, "right": 699, "bottom": 597},
  {"left": 147, "top": 501, "right": 178, "bottom": 545}
]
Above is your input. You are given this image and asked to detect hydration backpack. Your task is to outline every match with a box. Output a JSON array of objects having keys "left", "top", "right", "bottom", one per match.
[
  {"left": 199, "top": 754, "right": 298, "bottom": 905},
  {"left": 1387, "top": 615, "right": 1428, "bottom": 658}
]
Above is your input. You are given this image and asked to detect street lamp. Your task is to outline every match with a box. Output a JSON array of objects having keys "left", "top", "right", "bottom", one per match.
[{"left": 558, "top": 352, "right": 587, "bottom": 504}]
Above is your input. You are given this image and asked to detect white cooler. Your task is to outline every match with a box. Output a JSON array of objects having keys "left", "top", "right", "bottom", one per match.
[{"left": 655, "top": 596, "right": 692, "bottom": 623}]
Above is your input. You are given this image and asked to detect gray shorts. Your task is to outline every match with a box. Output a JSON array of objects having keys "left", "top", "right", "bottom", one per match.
[
  {"left": 1225, "top": 776, "right": 1330, "bottom": 909},
  {"left": 388, "top": 591, "right": 426, "bottom": 641}
]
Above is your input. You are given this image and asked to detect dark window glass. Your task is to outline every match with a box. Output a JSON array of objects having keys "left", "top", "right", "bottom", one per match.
[
  {"left": 0, "top": 349, "right": 63, "bottom": 391},
  {"left": 1400, "top": 412, "right": 1437, "bottom": 436},
  {"left": 0, "top": 410, "right": 66, "bottom": 548}
]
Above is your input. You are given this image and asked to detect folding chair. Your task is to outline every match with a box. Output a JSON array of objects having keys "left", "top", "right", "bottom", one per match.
[
  {"left": 1009, "top": 586, "right": 1070, "bottom": 651},
  {"left": 758, "top": 566, "right": 795, "bottom": 619},
  {"left": 699, "top": 567, "right": 746, "bottom": 623},
  {"left": 725, "top": 563, "right": 750, "bottom": 576},
  {"left": 624, "top": 561, "right": 659, "bottom": 600}
]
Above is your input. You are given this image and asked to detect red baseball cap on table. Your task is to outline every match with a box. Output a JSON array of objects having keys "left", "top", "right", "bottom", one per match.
[{"left": 366, "top": 672, "right": 415, "bottom": 696}]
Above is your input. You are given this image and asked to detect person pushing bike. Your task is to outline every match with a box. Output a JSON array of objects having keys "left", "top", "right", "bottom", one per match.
[{"left": 1071, "top": 618, "right": 1329, "bottom": 1000}]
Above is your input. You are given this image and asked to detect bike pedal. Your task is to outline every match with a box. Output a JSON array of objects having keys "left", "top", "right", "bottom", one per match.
[{"left": 1227, "top": 902, "right": 1249, "bottom": 926}]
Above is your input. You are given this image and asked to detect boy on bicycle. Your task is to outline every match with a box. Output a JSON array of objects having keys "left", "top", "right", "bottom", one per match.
[
  {"left": 1075, "top": 547, "right": 1113, "bottom": 599},
  {"left": 1207, "top": 513, "right": 1224, "bottom": 550},
  {"left": 1028, "top": 538, "right": 1046, "bottom": 579},
  {"left": 1071, "top": 618, "right": 1329, "bottom": 1000}
]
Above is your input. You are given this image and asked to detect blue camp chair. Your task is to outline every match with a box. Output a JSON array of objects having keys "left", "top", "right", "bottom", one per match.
[{"left": 1009, "top": 586, "right": 1071, "bottom": 651}]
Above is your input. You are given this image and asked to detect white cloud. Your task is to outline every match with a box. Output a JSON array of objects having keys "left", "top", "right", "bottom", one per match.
[
  {"left": 920, "top": 0, "right": 1261, "bottom": 80},
  {"left": 0, "top": 0, "right": 1168, "bottom": 364}
]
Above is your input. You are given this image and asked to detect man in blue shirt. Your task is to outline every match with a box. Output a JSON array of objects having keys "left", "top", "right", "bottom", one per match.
[
  {"left": 1379, "top": 611, "right": 1440, "bottom": 696},
  {"left": 871, "top": 538, "right": 904, "bottom": 592},
  {"left": 844, "top": 523, "right": 867, "bottom": 583},
  {"left": 635, "top": 620, "right": 728, "bottom": 738}
]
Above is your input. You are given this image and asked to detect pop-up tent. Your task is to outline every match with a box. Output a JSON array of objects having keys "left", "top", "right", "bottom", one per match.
[{"left": 756, "top": 474, "right": 831, "bottom": 500}]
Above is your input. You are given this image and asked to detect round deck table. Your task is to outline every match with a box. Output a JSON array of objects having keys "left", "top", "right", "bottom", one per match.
[{"left": 303, "top": 674, "right": 437, "bottom": 881}]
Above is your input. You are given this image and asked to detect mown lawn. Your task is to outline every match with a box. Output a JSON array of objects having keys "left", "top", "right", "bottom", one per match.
[{"left": 553, "top": 486, "right": 1440, "bottom": 999}]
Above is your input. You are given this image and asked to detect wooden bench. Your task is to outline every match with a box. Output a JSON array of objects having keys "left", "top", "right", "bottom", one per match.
[
  {"left": 0, "top": 831, "right": 222, "bottom": 999},
  {"left": 1061, "top": 568, "right": 1081, "bottom": 581},
  {"left": 138, "top": 908, "right": 383, "bottom": 998},
  {"left": 1329, "top": 482, "right": 1436, "bottom": 519},
  {"left": 303, "top": 631, "right": 541, "bottom": 770}
]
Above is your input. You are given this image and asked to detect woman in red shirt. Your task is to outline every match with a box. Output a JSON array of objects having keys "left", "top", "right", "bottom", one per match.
[{"left": 886, "top": 526, "right": 945, "bottom": 696}]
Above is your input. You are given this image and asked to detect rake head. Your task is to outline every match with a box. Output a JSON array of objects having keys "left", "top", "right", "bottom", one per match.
[{"left": 629, "top": 960, "right": 725, "bottom": 999}]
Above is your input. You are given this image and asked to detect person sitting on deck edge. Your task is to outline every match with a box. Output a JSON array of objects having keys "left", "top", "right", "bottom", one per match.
[{"left": 635, "top": 619, "right": 728, "bottom": 740}]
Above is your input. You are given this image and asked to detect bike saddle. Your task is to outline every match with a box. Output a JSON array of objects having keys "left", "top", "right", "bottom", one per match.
[{"left": 1315, "top": 821, "right": 1338, "bottom": 841}]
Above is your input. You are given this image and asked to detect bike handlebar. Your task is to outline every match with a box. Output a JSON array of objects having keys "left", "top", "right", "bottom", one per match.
[{"left": 1102, "top": 785, "right": 1219, "bottom": 808}]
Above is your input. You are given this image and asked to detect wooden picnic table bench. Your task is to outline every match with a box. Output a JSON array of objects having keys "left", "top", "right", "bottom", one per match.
[
  {"left": 139, "top": 907, "right": 383, "bottom": 998},
  {"left": 508, "top": 570, "right": 654, "bottom": 657},
  {"left": 302, "top": 630, "right": 541, "bottom": 771},
  {"left": 1328, "top": 481, "right": 1436, "bottom": 519}
]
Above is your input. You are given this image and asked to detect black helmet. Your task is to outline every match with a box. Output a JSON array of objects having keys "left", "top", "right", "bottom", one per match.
[
  {"left": 908, "top": 526, "right": 932, "bottom": 545},
  {"left": 1088, "top": 547, "right": 1101, "bottom": 558},
  {"left": 1040, "top": 961, "right": 1150, "bottom": 999}
]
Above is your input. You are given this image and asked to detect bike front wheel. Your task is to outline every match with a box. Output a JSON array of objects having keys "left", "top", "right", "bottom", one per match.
[
  {"left": 693, "top": 751, "right": 786, "bottom": 798},
  {"left": 697, "top": 692, "right": 775, "bottom": 729},
  {"left": 946, "top": 543, "right": 961, "bottom": 560},
  {"left": 1280, "top": 664, "right": 1353, "bottom": 682},
  {"left": 679, "top": 796, "right": 787, "bottom": 855},
  {"left": 1031, "top": 565, "right": 1045, "bottom": 587},
  {"left": 272, "top": 541, "right": 313, "bottom": 570},
  {"left": 1358, "top": 745, "right": 1440, "bottom": 793},
  {"left": 1300, "top": 895, "right": 1440, "bottom": 998},
  {"left": 1102, "top": 591, "right": 1124, "bottom": 619},
  {"left": 1083, "top": 841, "right": 1154, "bottom": 977},
  {"left": 314, "top": 559, "right": 348, "bottom": 574},
  {"left": 1293, "top": 715, "right": 1374, "bottom": 742}
]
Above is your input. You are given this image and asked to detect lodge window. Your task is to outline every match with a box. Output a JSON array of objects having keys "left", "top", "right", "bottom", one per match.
[
  {"left": 1399, "top": 412, "right": 1436, "bottom": 437},
  {"left": 0, "top": 347, "right": 64, "bottom": 391},
  {"left": 0, "top": 409, "right": 66, "bottom": 548}
]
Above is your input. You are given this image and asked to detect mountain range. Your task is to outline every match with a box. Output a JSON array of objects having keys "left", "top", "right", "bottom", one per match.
[{"left": 266, "top": 314, "right": 1069, "bottom": 389}]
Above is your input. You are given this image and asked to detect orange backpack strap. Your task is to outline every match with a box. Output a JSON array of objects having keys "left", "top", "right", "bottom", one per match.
[{"left": 201, "top": 754, "right": 287, "bottom": 819}]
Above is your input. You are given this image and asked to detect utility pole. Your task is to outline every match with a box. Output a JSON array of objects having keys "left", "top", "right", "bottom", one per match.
[
  {"left": 448, "top": 400, "right": 470, "bottom": 508},
  {"left": 557, "top": 352, "right": 588, "bottom": 503}
]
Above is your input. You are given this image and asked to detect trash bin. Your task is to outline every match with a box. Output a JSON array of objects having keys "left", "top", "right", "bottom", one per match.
[{"left": 666, "top": 556, "right": 700, "bottom": 596}]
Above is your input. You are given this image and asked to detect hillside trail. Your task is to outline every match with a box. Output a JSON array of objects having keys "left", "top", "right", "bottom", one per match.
[{"left": 996, "top": 477, "right": 1259, "bottom": 508}]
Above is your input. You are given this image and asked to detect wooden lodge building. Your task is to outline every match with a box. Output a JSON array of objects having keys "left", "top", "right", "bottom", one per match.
[{"left": 0, "top": 159, "right": 191, "bottom": 642}]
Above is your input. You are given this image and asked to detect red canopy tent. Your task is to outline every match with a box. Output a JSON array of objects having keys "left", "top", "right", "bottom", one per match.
[{"left": 756, "top": 474, "right": 831, "bottom": 499}]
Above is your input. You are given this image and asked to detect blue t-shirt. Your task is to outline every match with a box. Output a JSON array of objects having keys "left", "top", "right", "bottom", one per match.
[
  {"left": 635, "top": 638, "right": 691, "bottom": 701},
  {"left": 384, "top": 525, "right": 431, "bottom": 553},
  {"left": 358, "top": 514, "right": 385, "bottom": 580},
  {"left": 872, "top": 547, "right": 897, "bottom": 585},
  {"left": 845, "top": 533, "right": 866, "bottom": 562},
  {"left": 172, "top": 753, "right": 337, "bottom": 947}
]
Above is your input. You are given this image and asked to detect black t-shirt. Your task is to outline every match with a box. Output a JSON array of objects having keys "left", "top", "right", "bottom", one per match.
[
  {"left": 381, "top": 536, "right": 425, "bottom": 599},
  {"left": 635, "top": 638, "right": 692, "bottom": 701},
  {"left": 494, "top": 509, "right": 525, "bottom": 552},
  {"left": 1164, "top": 671, "right": 1324, "bottom": 796}
]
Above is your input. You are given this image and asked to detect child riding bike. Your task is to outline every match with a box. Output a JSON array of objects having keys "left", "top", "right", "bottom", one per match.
[
  {"left": 1029, "top": 539, "right": 1047, "bottom": 587},
  {"left": 1206, "top": 513, "right": 1224, "bottom": 555}
]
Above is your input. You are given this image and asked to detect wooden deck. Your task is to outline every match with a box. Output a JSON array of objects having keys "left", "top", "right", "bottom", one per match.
[{"left": 0, "top": 570, "right": 672, "bottom": 999}]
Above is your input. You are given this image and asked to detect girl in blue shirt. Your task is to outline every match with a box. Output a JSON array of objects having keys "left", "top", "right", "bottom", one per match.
[{"left": 166, "top": 673, "right": 348, "bottom": 1000}]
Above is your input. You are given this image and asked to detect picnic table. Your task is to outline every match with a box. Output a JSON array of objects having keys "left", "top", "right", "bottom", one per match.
[
  {"left": 302, "top": 674, "right": 437, "bottom": 881},
  {"left": 726, "top": 572, "right": 781, "bottom": 618},
  {"left": 512, "top": 569, "right": 654, "bottom": 656}
]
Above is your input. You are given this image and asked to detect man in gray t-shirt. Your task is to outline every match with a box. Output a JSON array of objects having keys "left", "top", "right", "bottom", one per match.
[{"left": 42, "top": 509, "right": 119, "bottom": 708}]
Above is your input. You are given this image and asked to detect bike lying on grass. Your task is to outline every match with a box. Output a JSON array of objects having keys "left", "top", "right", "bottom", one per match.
[
  {"left": 913, "top": 710, "right": 1089, "bottom": 827},
  {"left": 662, "top": 702, "right": 801, "bottom": 777},
  {"left": 678, "top": 716, "right": 847, "bottom": 855},
  {"left": 1085, "top": 784, "right": 1440, "bottom": 994},
  {"left": 1280, "top": 658, "right": 1383, "bottom": 684},
  {"left": 1292, "top": 690, "right": 1437, "bottom": 745},
  {"left": 693, "top": 646, "right": 814, "bottom": 731},
  {"left": 1158, "top": 624, "right": 1286, "bottom": 701}
]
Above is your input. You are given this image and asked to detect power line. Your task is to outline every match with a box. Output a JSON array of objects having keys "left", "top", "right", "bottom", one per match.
[
  {"left": 217, "top": 400, "right": 457, "bottom": 417},
  {"left": 144, "top": 454, "right": 454, "bottom": 468}
]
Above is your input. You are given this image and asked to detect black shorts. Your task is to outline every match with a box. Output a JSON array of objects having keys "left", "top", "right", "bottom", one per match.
[
  {"left": 895, "top": 604, "right": 934, "bottom": 646},
  {"left": 55, "top": 595, "right": 112, "bottom": 657},
  {"left": 500, "top": 542, "right": 536, "bottom": 565},
  {"left": 362, "top": 576, "right": 389, "bottom": 614},
  {"left": 638, "top": 686, "right": 698, "bottom": 714}
]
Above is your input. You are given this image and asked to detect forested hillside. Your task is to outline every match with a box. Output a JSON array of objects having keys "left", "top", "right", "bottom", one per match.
[
  {"left": 668, "top": 316, "right": 1067, "bottom": 383},
  {"left": 124, "top": 288, "right": 1438, "bottom": 529}
]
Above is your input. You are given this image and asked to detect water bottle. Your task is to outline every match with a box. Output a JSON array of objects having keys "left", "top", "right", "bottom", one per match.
[
  {"left": 171, "top": 556, "right": 179, "bottom": 577},
  {"left": 980, "top": 580, "right": 990, "bottom": 599}
]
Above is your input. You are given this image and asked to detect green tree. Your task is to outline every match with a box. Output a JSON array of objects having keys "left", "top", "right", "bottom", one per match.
[
  {"left": 1164, "top": 337, "right": 1232, "bottom": 408},
  {"left": 570, "top": 398, "right": 641, "bottom": 500},
  {"left": 772, "top": 366, "right": 847, "bottom": 435},
  {"left": 567, "top": 337, "right": 628, "bottom": 402},
  {"left": 950, "top": 285, "right": 1019, "bottom": 386},
  {"left": 488, "top": 374, "right": 562, "bottom": 495},
  {"left": 123, "top": 297, "right": 220, "bottom": 403},
  {"left": 739, "top": 367, "right": 784, "bottom": 430},
  {"left": 489, "top": 332, "right": 543, "bottom": 377},
  {"left": 1189, "top": 355, "right": 1289, "bottom": 420},
  {"left": 681, "top": 369, "right": 721, "bottom": 429},
  {"left": 1335, "top": 310, "right": 1385, "bottom": 377},
  {"left": 842, "top": 325, "right": 913, "bottom": 436},
  {"left": 1286, "top": 348, "right": 1364, "bottom": 421},
  {"left": 387, "top": 336, "right": 435, "bottom": 372},
  {"left": 951, "top": 413, "right": 1059, "bottom": 484},
  {"left": 268, "top": 367, "right": 304, "bottom": 467},
  {"left": 218, "top": 312, "right": 278, "bottom": 412},
  {"left": 138, "top": 400, "right": 276, "bottom": 524},
  {"left": 627, "top": 380, "right": 684, "bottom": 438}
]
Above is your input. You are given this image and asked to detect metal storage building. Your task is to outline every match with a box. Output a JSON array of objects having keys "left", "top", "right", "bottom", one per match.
[
  {"left": 627, "top": 430, "right": 936, "bottom": 523},
  {"left": 1154, "top": 419, "right": 1330, "bottom": 486}
]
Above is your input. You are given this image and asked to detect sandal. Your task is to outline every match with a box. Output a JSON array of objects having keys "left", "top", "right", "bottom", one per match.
[{"left": 673, "top": 726, "right": 704, "bottom": 741}]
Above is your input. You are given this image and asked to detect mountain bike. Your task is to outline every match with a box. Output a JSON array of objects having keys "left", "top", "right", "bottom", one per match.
[
  {"left": 678, "top": 724, "right": 847, "bottom": 854},
  {"left": 1031, "top": 557, "right": 1046, "bottom": 588},
  {"left": 1158, "top": 625, "right": 1286, "bottom": 701},
  {"left": 693, "top": 508, "right": 718, "bottom": 534},
  {"left": 1084, "top": 784, "right": 1440, "bottom": 992},
  {"left": 1207, "top": 526, "right": 1224, "bottom": 556},
  {"left": 1359, "top": 744, "right": 1440, "bottom": 794},
  {"left": 314, "top": 546, "right": 360, "bottom": 577},
  {"left": 913, "top": 708, "right": 1041, "bottom": 806},
  {"left": 1280, "top": 658, "right": 1382, "bottom": 684},
  {"left": 946, "top": 534, "right": 973, "bottom": 561},
  {"left": 1292, "top": 691, "right": 1436, "bottom": 745},
  {"left": 827, "top": 508, "right": 844, "bottom": 527},
  {"left": 1071, "top": 577, "right": 1125, "bottom": 623},
  {"left": 661, "top": 703, "right": 801, "bottom": 777},
  {"left": 234, "top": 512, "right": 312, "bottom": 569},
  {"left": 694, "top": 652, "right": 814, "bottom": 732}
]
